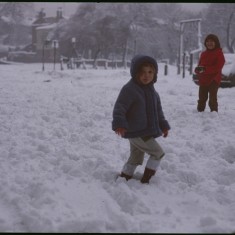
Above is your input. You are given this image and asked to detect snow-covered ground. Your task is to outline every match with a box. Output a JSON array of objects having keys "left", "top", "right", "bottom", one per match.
[{"left": 0, "top": 62, "right": 234, "bottom": 233}]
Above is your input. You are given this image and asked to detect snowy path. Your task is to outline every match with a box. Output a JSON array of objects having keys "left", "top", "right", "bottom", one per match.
[{"left": 0, "top": 63, "right": 234, "bottom": 232}]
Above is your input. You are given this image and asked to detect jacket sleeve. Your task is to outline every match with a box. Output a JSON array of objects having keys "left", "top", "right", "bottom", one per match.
[
  {"left": 156, "top": 93, "right": 171, "bottom": 131},
  {"left": 112, "top": 86, "right": 133, "bottom": 131}
]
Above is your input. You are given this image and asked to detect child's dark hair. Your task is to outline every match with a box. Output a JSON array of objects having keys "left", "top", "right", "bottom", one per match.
[{"left": 204, "top": 34, "right": 221, "bottom": 49}]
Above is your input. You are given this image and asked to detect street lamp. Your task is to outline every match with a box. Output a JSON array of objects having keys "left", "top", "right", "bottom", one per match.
[
  {"left": 52, "top": 40, "right": 59, "bottom": 71},
  {"left": 71, "top": 37, "right": 76, "bottom": 47},
  {"left": 42, "top": 39, "right": 51, "bottom": 71},
  {"left": 133, "top": 39, "right": 137, "bottom": 56},
  {"left": 71, "top": 37, "right": 76, "bottom": 69}
]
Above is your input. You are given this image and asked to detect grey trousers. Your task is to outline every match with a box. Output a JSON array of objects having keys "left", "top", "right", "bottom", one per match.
[{"left": 122, "top": 137, "right": 165, "bottom": 176}]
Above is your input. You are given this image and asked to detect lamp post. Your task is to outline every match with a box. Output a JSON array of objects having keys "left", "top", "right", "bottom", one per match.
[
  {"left": 60, "top": 56, "right": 64, "bottom": 71},
  {"left": 133, "top": 39, "right": 136, "bottom": 56},
  {"left": 71, "top": 37, "right": 76, "bottom": 69},
  {"left": 52, "top": 40, "right": 59, "bottom": 71},
  {"left": 42, "top": 39, "right": 50, "bottom": 71},
  {"left": 72, "top": 37, "right": 76, "bottom": 47}
]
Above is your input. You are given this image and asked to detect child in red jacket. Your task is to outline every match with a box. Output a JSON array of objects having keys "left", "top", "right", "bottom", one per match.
[{"left": 195, "top": 34, "right": 225, "bottom": 112}]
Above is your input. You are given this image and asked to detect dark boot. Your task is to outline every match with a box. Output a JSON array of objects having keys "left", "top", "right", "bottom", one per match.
[
  {"left": 120, "top": 172, "right": 132, "bottom": 181},
  {"left": 141, "top": 168, "right": 156, "bottom": 184}
]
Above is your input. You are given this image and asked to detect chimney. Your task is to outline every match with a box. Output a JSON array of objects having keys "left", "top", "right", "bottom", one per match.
[{"left": 56, "top": 7, "right": 63, "bottom": 19}]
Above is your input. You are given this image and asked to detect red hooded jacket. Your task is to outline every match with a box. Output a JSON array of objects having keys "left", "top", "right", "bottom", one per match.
[{"left": 196, "top": 48, "right": 225, "bottom": 86}]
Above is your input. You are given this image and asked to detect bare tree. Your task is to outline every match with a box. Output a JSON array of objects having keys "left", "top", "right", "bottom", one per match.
[
  {"left": 226, "top": 11, "right": 235, "bottom": 53},
  {"left": 54, "top": 3, "right": 196, "bottom": 63},
  {"left": 0, "top": 2, "right": 34, "bottom": 45},
  {"left": 204, "top": 3, "right": 235, "bottom": 53}
]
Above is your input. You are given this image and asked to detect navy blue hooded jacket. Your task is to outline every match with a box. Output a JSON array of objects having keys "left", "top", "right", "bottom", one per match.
[{"left": 112, "top": 55, "right": 170, "bottom": 139}]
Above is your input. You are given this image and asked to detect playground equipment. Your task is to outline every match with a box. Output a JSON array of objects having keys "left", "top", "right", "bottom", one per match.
[{"left": 177, "top": 18, "right": 202, "bottom": 78}]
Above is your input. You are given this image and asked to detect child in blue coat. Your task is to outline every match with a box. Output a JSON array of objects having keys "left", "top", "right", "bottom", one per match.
[{"left": 112, "top": 55, "right": 170, "bottom": 183}]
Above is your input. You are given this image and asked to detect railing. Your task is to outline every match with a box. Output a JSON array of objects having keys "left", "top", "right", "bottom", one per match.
[
  {"left": 60, "top": 57, "right": 131, "bottom": 70},
  {"left": 59, "top": 56, "right": 169, "bottom": 76}
]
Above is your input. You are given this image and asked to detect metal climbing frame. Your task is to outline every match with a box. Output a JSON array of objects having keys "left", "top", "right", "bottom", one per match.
[{"left": 177, "top": 18, "right": 202, "bottom": 78}]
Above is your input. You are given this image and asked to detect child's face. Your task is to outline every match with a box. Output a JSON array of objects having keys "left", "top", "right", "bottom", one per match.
[
  {"left": 206, "top": 39, "right": 216, "bottom": 50},
  {"left": 138, "top": 65, "right": 155, "bottom": 85}
]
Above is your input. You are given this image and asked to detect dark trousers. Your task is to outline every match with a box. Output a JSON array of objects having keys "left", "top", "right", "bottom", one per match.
[{"left": 197, "top": 81, "right": 219, "bottom": 112}]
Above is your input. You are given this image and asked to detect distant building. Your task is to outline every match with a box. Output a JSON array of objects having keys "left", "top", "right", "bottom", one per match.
[
  {"left": 31, "top": 7, "right": 64, "bottom": 62},
  {"left": 7, "top": 7, "right": 67, "bottom": 63}
]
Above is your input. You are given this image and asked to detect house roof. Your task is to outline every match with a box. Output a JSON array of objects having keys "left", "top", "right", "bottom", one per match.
[
  {"left": 32, "top": 16, "right": 63, "bottom": 26},
  {"left": 36, "top": 23, "right": 57, "bottom": 30}
]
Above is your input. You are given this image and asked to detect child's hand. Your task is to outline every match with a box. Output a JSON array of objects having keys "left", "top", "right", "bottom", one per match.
[
  {"left": 162, "top": 129, "right": 168, "bottom": 138},
  {"left": 115, "top": 128, "right": 127, "bottom": 137},
  {"left": 195, "top": 66, "right": 206, "bottom": 74}
]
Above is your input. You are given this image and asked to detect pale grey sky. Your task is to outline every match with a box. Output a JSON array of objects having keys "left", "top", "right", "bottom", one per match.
[
  {"left": 180, "top": 3, "right": 209, "bottom": 12},
  {"left": 34, "top": 2, "right": 209, "bottom": 17}
]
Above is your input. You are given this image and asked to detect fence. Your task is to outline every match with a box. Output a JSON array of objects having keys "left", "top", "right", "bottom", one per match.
[
  {"left": 60, "top": 57, "right": 131, "bottom": 70},
  {"left": 60, "top": 57, "right": 169, "bottom": 75}
]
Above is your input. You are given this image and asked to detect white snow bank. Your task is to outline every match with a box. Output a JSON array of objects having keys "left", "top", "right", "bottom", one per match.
[{"left": 0, "top": 63, "right": 234, "bottom": 233}]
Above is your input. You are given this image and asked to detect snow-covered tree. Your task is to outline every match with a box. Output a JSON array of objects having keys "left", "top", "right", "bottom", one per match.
[
  {"left": 0, "top": 2, "right": 34, "bottom": 45},
  {"left": 54, "top": 3, "right": 175, "bottom": 61},
  {"left": 203, "top": 3, "right": 235, "bottom": 53}
]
